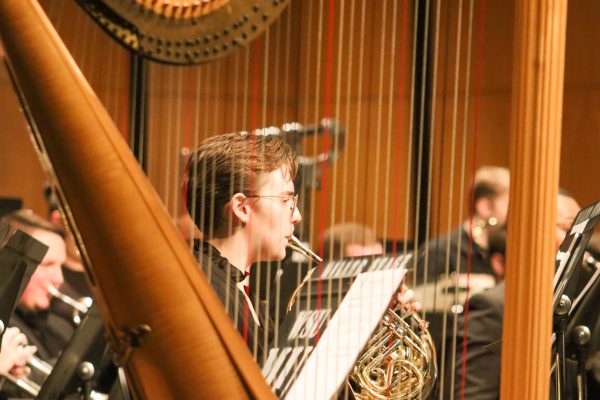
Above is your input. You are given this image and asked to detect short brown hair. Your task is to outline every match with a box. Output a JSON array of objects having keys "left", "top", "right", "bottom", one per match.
[
  {"left": 472, "top": 166, "right": 510, "bottom": 212},
  {"left": 185, "top": 133, "right": 297, "bottom": 237},
  {"left": 322, "top": 222, "right": 379, "bottom": 259},
  {"left": 2, "top": 209, "right": 65, "bottom": 238}
]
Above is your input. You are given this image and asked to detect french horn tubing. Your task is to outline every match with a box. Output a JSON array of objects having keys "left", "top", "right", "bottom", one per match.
[{"left": 286, "top": 237, "right": 437, "bottom": 399}]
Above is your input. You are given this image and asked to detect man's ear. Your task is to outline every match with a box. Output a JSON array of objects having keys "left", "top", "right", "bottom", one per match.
[{"left": 229, "top": 193, "right": 250, "bottom": 224}]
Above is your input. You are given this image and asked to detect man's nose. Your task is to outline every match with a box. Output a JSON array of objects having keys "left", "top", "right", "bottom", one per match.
[
  {"left": 291, "top": 206, "right": 302, "bottom": 224},
  {"left": 51, "top": 266, "right": 65, "bottom": 288}
]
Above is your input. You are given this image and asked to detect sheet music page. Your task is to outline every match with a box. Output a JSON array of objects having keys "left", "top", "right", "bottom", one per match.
[{"left": 283, "top": 265, "right": 407, "bottom": 400}]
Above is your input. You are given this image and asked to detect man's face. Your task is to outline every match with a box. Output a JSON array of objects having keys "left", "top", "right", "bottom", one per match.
[
  {"left": 19, "top": 229, "right": 66, "bottom": 311},
  {"left": 556, "top": 194, "right": 581, "bottom": 249},
  {"left": 248, "top": 166, "right": 302, "bottom": 263}
]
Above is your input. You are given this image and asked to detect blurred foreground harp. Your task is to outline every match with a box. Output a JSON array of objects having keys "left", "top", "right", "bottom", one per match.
[{"left": 0, "top": 0, "right": 273, "bottom": 398}]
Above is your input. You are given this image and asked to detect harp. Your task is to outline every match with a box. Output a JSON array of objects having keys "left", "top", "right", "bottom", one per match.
[{"left": 0, "top": 0, "right": 576, "bottom": 399}]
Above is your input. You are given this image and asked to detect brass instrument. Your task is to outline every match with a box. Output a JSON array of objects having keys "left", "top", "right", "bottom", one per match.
[
  {"left": 2, "top": 352, "right": 52, "bottom": 397},
  {"left": 1, "top": 291, "right": 95, "bottom": 397},
  {"left": 287, "top": 235, "right": 323, "bottom": 263},
  {"left": 48, "top": 286, "right": 92, "bottom": 325},
  {"left": 286, "top": 237, "right": 437, "bottom": 399},
  {"left": 348, "top": 310, "right": 437, "bottom": 399}
]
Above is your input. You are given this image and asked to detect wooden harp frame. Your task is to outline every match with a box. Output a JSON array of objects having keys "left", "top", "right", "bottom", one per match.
[{"left": 0, "top": 0, "right": 274, "bottom": 398}]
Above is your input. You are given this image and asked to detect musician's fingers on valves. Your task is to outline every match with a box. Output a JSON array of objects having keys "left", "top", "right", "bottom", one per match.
[
  {"left": 0, "top": 327, "right": 37, "bottom": 377},
  {"left": 395, "top": 283, "right": 422, "bottom": 313}
]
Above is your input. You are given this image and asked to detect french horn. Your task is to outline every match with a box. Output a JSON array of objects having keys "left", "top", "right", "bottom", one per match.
[{"left": 286, "top": 236, "right": 437, "bottom": 399}]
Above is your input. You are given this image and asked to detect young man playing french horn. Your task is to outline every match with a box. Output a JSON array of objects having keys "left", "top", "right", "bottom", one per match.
[{"left": 185, "top": 132, "right": 418, "bottom": 359}]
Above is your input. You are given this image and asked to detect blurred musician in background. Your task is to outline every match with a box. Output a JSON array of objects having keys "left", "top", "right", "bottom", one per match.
[
  {"left": 448, "top": 190, "right": 581, "bottom": 399},
  {"left": 417, "top": 166, "right": 510, "bottom": 282},
  {"left": 185, "top": 132, "right": 302, "bottom": 356},
  {"left": 1, "top": 210, "right": 72, "bottom": 363},
  {"left": 414, "top": 166, "right": 510, "bottom": 377},
  {"left": 322, "top": 222, "right": 383, "bottom": 260},
  {"left": 322, "top": 222, "right": 419, "bottom": 310},
  {"left": 0, "top": 327, "right": 37, "bottom": 393},
  {"left": 0, "top": 210, "right": 73, "bottom": 396},
  {"left": 43, "top": 185, "right": 92, "bottom": 326}
]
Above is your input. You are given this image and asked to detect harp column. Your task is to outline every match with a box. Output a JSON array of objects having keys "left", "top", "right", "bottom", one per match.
[{"left": 502, "top": 1, "right": 568, "bottom": 399}]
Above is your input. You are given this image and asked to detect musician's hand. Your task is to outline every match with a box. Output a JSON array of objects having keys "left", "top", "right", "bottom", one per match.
[
  {"left": 396, "top": 284, "right": 422, "bottom": 313},
  {"left": 0, "top": 327, "right": 36, "bottom": 376}
]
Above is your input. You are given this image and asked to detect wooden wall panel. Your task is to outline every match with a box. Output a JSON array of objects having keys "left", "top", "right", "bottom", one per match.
[
  {"left": 428, "top": 0, "right": 513, "bottom": 238},
  {"left": 0, "top": 49, "right": 47, "bottom": 214},
  {"left": 561, "top": 0, "right": 600, "bottom": 207}
]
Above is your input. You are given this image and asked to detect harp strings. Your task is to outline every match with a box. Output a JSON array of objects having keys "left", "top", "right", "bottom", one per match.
[
  {"left": 421, "top": 0, "right": 443, "bottom": 317},
  {"left": 351, "top": 0, "right": 367, "bottom": 227},
  {"left": 436, "top": 1, "right": 466, "bottom": 395},
  {"left": 412, "top": 0, "right": 431, "bottom": 264},
  {"left": 371, "top": 0, "right": 389, "bottom": 245},
  {"left": 30, "top": 0, "right": 493, "bottom": 397}
]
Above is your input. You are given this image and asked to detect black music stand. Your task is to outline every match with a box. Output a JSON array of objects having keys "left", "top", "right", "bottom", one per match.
[
  {"left": 37, "top": 303, "right": 127, "bottom": 400},
  {"left": 552, "top": 200, "right": 600, "bottom": 400},
  {"left": 0, "top": 221, "right": 48, "bottom": 345},
  {"left": 0, "top": 197, "right": 22, "bottom": 218}
]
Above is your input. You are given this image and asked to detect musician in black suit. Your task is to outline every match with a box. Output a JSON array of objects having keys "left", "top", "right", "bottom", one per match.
[
  {"left": 0, "top": 210, "right": 73, "bottom": 395},
  {"left": 416, "top": 166, "right": 510, "bottom": 283},
  {"left": 2, "top": 210, "right": 72, "bottom": 363},
  {"left": 448, "top": 190, "right": 581, "bottom": 399},
  {"left": 444, "top": 225, "right": 506, "bottom": 399},
  {"left": 185, "top": 133, "right": 302, "bottom": 360},
  {"left": 186, "top": 133, "right": 420, "bottom": 365}
]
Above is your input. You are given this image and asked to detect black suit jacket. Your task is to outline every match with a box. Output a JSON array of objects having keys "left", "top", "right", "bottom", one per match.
[
  {"left": 194, "top": 241, "right": 273, "bottom": 364},
  {"left": 446, "top": 281, "right": 504, "bottom": 399}
]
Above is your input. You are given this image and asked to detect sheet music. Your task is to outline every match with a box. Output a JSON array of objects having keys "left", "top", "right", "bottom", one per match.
[{"left": 283, "top": 265, "right": 408, "bottom": 400}]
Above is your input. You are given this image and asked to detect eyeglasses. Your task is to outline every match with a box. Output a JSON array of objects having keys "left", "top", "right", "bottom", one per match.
[{"left": 245, "top": 193, "right": 298, "bottom": 217}]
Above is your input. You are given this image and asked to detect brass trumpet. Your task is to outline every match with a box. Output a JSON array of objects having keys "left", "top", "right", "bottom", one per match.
[
  {"left": 2, "top": 352, "right": 52, "bottom": 397},
  {"left": 48, "top": 285, "right": 92, "bottom": 325},
  {"left": 4, "top": 355, "right": 107, "bottom": 399}
]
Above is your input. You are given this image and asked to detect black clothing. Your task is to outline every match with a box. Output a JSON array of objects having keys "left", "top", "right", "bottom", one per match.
[
  {"left": 416, "top": 227, "right": 496, "bottom": 394},
  {"left": 417, "top": 228, "right": 494, "bottom": 282},
  {"left": 194, "top": 241, "right": 271, "bottom": 362},
  {"left": 446, "top": 281, "right": 504, "bottom": 399},
  {"left": 49, "top": 266, "right": 92, "bottom": 328},
  {"left": 447, "top": 282, "right": 581, "bottom": 400},
  {"left": 10, "top": 306, "right": 73, "bottom": 363},
  {"left": 0, "top": 306, "right": 73, "bottom": 396}
]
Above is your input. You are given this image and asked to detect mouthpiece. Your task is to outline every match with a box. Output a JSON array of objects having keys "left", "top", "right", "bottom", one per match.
[{"left": 287, "top": 235, "right": 323, "bottom": 263}]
